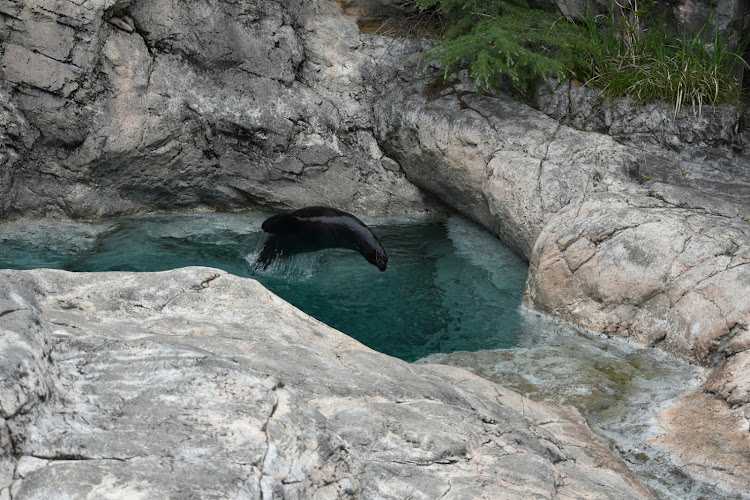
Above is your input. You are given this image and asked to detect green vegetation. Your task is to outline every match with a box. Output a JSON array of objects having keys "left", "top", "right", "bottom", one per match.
[
  {"left": 413, "top": 0, "right": 592, "bottom": 98},
  {"left": 413, "top": 0, "right": 748, "bottom": 111},
  {"left": 584, "top": 8, "right": 748, "bottom": 113}
]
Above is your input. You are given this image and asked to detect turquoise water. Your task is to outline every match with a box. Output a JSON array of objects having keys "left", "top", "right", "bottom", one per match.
[{"left": 0, "top": 211, "right": 528, "bottom": 361}]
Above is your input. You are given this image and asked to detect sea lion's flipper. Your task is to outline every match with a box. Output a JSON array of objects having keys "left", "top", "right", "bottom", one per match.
[{"left": 253, "top": 234, "right": 284, "bottom": 269}]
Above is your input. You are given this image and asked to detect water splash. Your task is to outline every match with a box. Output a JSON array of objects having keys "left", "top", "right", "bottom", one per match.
[{"left": 244, "top": 248, "right": 320, "bottom": 281}]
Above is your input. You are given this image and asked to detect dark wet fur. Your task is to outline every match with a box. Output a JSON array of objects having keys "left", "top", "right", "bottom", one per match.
[{"left": 254, "top": 206, "right": 388, "bottom": 271}]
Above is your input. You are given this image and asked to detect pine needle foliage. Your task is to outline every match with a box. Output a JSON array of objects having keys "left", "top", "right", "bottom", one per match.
[
  {"left": 415, "top": 0, "right": 748, "bottom": 111},
  {"left": 414, "top": 0, "right": 593, "bottom": 98}
]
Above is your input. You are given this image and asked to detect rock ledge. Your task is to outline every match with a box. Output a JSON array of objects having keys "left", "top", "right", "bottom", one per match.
[{"left": 1, "top": 267, "right": 649, "bottom": 499}]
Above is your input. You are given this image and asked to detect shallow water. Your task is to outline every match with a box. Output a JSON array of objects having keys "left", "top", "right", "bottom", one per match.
[
  {"left": 0, "top": 210, "right": 705, "bottom": 498},
  {"left": 420, "top": 312, "right": 705, "bottom": 499}
]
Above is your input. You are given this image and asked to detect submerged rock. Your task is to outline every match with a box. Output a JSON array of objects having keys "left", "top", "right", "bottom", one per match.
[
  {"left": 419, "top": 311, "right": 720, "bottom": 499},
  {"left": 0, "top": 267, "right": 650, "bottom": 499}
]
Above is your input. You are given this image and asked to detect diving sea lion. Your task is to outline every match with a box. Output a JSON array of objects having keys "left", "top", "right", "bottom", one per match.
[{"left": 253, "top": 206, "right": 388, "bottom": 271}]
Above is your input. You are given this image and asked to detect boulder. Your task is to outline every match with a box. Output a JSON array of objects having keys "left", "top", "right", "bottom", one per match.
[
  {"left": 521, "top": 190, "right": 750, "bottom": 494},
  {"left": 374, "top": 78, "right": 669, "bottom": 260},
  {"left": 525, "top": 191, "right": 750, "bottom": 365},
  {"left": 534, "top": 79, "right": 743, "bottom": 158},
  {"left": 552, "top": 0, "right": 749, "bottom": 43},
  {"left": 0, "top": 268, "right": 650, "bottom": 499}
]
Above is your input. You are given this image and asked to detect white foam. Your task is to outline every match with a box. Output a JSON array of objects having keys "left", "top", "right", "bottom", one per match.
[{"left": 244, "top": 250, "right": 319, "bottom": 281}]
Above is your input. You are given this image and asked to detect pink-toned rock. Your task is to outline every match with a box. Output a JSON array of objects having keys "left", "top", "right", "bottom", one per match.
[
  {"left": 525, "top": 192, "right": 750, "bottom": 366},
  {"left": 707, "top": 350, "right": 750, "bottom": 406},
  {"left": 524, "top": 191, "right": 750, "bottom": 497},
  {"left": 651, "top": 389, "right": 750, "bottom": 495}
]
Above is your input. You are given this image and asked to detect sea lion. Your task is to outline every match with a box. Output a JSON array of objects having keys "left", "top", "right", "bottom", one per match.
[{"left": 253, "top": 206, "right": 388, "bottom": 271}]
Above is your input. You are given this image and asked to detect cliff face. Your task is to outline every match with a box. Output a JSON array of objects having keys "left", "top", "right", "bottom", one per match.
[
  {"left": 0, "top": 0, "right": 430, "bottom": 218},
  {"left": 2, "top": 0, "right": 748, "bottom": 220}
]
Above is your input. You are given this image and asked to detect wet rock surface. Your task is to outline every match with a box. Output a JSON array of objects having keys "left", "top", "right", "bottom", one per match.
[
  {"left": 0, "top": 267, "right": 650, "bottom": 499},
  {"left": 420, "top": 311, "right": 709, "bottom": 499},
  {"left": 520, "top": 191, "right": 750, "bottom": 498}
]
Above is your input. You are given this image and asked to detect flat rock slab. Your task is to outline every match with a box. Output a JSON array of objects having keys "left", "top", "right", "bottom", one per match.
[{"left": 0, "top": 267, "right": 649, "bottom": 499}]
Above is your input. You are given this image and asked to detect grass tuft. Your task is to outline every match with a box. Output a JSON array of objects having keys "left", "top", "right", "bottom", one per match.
[
  {"left": 583, "top": 6, "right": 749, "bottom": 114},
  {"left": 412, "top": 0, "right": 748, "bottom": 111},
  {"left": 414, "top": 0, "right": 592, "bottom": 98}
]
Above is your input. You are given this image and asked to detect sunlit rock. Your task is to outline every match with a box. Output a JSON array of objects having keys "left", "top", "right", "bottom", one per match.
[{"left": 0, "top": 268, "right": 649, "bottom": 498}]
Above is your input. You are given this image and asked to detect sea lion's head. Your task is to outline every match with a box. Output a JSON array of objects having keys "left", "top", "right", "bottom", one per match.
[
  {"left": 373, "top": 248, "right": 388, "bottom": 271},
  {"left": 362, "top": 242, "right": 388, "bottom": 271}
]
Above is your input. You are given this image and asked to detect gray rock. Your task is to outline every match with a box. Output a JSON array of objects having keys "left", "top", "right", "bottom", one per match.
[
  {"left": 371, "top": 53, "right": 750, "bottom": 495},
  {"left": 338, "top": 0, "right": 418, "bottom": 20},
  {"left": 0, "top": 280, "right": 53, "bottom": 421},
  {"left": 524, "top": 191, "right": 750, "bottom": 365},
  {"left": 0, "top": 0, "right": 434, "bottom": 218},
  {"left": 0, "top": 278, "right": 54, "bottom": 499},
  {"left": 0, "top": 81, "right": 38, "bottom": 214},
  {"left": 2, "top": 44, "right": 80, "bottom": 96},
  {"left": 552, "top": 0, "right": 748, "bottom": 53},
  {"left": 0, "top": 267, "right": 650, "bottom": 499},
  {"left": 2, "top": 0, "right": 749, "bottom": 493},
  {"left": 374, "top": 78, "right": 650, "bottom": 259},
  {"left": 534, "top": 79, "right": 743, "bottom": 157},
  {"left": 523, "top": 191, "right": 750, "bottom": 495}
]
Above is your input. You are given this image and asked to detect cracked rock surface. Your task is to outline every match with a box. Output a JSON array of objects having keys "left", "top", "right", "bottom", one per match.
[
  {"left": 0, "top": 0, "right": 432, "bottom": 218},
  {"left": 526, "top": 193, "right": 750, "bottom": 364},
  {"left": 0, "top": 267, "right": 650, "bottom": 499},
  {"left": 374, "top": 63, "right": 750, "bottom": 496},
  {"left": 525, "top": 193, "right": 750, "bottom": 494}
]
